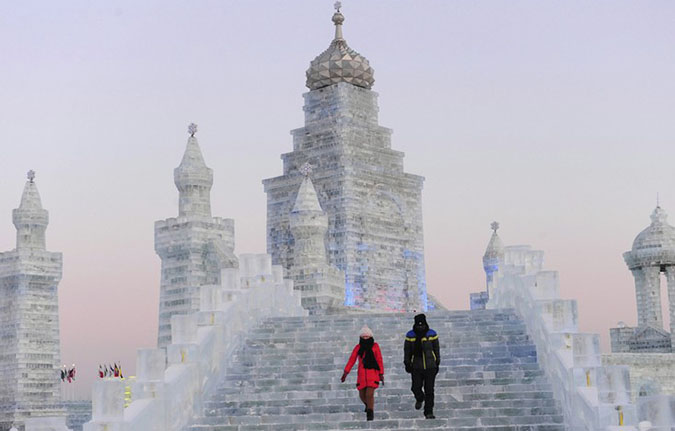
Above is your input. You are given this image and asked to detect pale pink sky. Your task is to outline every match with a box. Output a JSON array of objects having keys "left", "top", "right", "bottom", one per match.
[{"left": 1, "top": 1, "right": 675, "bottom": 399}]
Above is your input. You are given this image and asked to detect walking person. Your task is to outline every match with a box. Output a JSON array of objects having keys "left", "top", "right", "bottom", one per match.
[
  {"left": 341, "top": 325, "right": 384, "bottom": 421},
  {"left": 404, "top": 314, "right": 440, "bottom": 419}
]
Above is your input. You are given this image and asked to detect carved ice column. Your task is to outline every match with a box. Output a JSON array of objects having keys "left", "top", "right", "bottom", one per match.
[
  {"left": 641, "top": 266, "right": 663, "bottom": 329},
  {"left": 666, "top": 267, "right": 675, "bottom": 344},
  {"left": 632, "top": 269, "right": 647, "bottom": 327}
]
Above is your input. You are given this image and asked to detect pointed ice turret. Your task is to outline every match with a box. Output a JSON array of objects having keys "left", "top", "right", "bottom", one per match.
[
  {"left": 290, "top": 163, "right": 329, "bottom": 267},
  {"left": 12, "top": 170, "right": 49, "bottom": 250},
  {"left": 288, "top": 163, "right": 345, "bottom": 313},
  {"left": 483, "top": 221, "right": 505, "bottom": 262},
  {"left": 483, "top": 221, "right": 504, "bottom": 300},
  {"left": 174, "top": 123, "right": 213, "bottom": 217}
]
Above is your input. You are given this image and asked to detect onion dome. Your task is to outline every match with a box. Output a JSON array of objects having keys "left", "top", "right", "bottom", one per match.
[
  {"left": 305, "top": 3, "right": 375, "bottom": 91},
  {"left": 624, "top": 206, "right": 675, "bottom": 269},
  {"left": 483, "top": 221, "right": 505, "bottom": 262}
]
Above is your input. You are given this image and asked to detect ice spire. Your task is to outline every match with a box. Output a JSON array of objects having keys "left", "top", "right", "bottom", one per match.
[
  {"left": 333, "top": 1, "right": 344, "bottom": 40},
  {"left": 292, "top": 163, "right": 323, "bottom": 213},
  {"left": 174, "top": 123, "right": 213, "bottom": 217},
  {"left": 13, "top": 170, "right": 49, "bottom": 250},
  {"left": 290, "top": 163, "right": 329, "bottom": 266},
  {"left": 483, "top": 221, "right": 505, "bottom": 261}
]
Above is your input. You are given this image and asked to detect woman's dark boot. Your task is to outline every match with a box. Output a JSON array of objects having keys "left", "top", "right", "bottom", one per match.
[{"left": 366, "top": 409, "right": 374, "bottom": 421}]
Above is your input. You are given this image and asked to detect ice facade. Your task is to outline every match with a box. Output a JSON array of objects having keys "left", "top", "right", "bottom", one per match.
[
  {"left": 611, "top": 325, "right": 672, "bottom": 353},
  {"left": 263, "top": 9, "right": 427, "bottom": 312},
  {"left": 0, "top": 175, "right": 65, "bottom": 431},
  {"left": 154, "top": 128, "right": 238, "bottom": 348},
  {"left": 603, "top": 353, "right": 675, "bottom": 402}
]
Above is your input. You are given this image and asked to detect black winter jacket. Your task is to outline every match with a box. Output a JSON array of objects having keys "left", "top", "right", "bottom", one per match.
[{"left": 404, "top": 329, "right": 440, "bottom": 371}]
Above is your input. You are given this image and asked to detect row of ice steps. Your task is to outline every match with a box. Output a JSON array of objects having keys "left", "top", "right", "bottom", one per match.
[{"left": 189, "top": 309, "right": 566, "bottom": 430}]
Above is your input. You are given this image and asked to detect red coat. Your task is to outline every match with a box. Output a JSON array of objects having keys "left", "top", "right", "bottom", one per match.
[{"left": 344, "top": 343, "right": 384, "bottom": 390}]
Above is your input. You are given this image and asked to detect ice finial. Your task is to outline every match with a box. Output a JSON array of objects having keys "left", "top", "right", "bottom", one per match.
[
  {"left": 188, "top": 123, "right": 198, "bottom": 137},
  {"left": 27, "top": 170, "right": 35, "bottom": 183},
  {"left": 491, "top": 221, "right": 499, "bottom": 233},
  {"left": 650, "top": 205, "right": 668, "bottom": 224},
  {"left": 300, "top": 162, "right": 313, "bottom": 178},
  {"left": 332, "top": 1, "right": 344, "bottom": 40}
]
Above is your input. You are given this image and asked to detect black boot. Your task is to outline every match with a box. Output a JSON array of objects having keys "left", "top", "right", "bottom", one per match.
[
  {"left": 415, "top": 400, "right": 423, "bottom": 410},
  {"left": 424, "top": 412, "right": 435, "bottom": 419},
  {"left": 366, "top": 409, "right": 374, "bottom": 421}
]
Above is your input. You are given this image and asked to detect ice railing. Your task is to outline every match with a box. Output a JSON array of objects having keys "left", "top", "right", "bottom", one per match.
[
  {"left": 487, "top": 245, "right": 674, "bottom": 430},
  {"left": 80, "top": 253, "right": 307, "bottom": 431}
]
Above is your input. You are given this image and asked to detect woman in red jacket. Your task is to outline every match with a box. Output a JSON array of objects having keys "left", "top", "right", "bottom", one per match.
[{"left": 341, "top": 325, "right": 384, "bottom": 421}]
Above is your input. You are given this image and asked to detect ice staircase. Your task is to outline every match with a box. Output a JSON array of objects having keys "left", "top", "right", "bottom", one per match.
[{"left": 189, "top": 309, "right": 566, "bottom": 430}]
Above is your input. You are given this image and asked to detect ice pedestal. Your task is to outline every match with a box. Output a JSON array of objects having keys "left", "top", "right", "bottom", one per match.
[
  {"left": 239, "top": 254, "right": 272, "bottom": 287},
  {"left": 82, "top": 379, "right": 125, "bottom": 431},
  {"left": 171, "top": 314, "right": 198, "bottom": 345},
  {"left": 221, "top": 268, "right": 240, "bottom": 290},
  {"left": 133, "top": 349, "right": 166, "bottom": 400},
  {"left": 199, "top": 285, "right": 222, "bottom": 312},
  {"left": 24, "top": 417, "right": 70, "bottom": 431},
  {"left": 638, "top": 395, "right": 675, "bottom": 427}
]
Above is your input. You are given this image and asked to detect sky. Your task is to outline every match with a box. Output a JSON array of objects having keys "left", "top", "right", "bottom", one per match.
[{"left": 1, "top": 0, "right": 675, "bottom": 400}]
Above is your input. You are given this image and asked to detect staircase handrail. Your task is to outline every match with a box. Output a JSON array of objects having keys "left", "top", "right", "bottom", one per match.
[
  {"left": 82, "top": 254, "right": 306, "bottom": 431},
  {"left": 488, "top": 255, "right": 639, "bottom": 430}
]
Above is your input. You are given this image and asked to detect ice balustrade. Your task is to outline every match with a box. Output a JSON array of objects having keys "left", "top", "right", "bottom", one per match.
[
  {"left": 488, "top": 245, "right": 674, "bottom": 430},
  {"left": 78, "top": 253, "right": 306, "bottom": 431}
]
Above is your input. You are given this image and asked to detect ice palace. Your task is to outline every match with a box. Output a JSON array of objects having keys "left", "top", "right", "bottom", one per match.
[{"left": 1, "top": 4, "right": 675, "bottom": 431}]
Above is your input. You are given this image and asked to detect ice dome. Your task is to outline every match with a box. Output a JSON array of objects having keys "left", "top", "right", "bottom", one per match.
[
  {"left": 305, "top": 5, "right": 375, "bottom": 91},
  {"left": 624, "top": 206, "right": 675, "bottom": 269}
]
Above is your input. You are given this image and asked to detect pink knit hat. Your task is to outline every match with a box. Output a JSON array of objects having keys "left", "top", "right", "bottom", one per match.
[{"left": 359, "top": 325, "right": 373, "bottom": 338}]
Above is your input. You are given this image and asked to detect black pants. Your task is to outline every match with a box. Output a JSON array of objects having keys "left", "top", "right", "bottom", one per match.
[{"left": 411, "top": 368, "right": 436, "bottom": 414}]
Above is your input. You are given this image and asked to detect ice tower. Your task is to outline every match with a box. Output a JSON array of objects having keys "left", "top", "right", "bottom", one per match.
[
  {"left": 154, "top": 124, "right": 238, "bottom": 347},
  {"left": 0, "top": 171, "right": 64, "bottom": 430},
  {"left": 611, "top": 205, "right": 675, "bottom": 352},
  {"left": 263, "top": 4, "right": 427, "bottom": 311}
]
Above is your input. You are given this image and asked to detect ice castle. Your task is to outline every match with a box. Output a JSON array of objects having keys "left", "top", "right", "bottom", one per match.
[{"left": 1, "top": 4, "right": 674, "bottom": 431}]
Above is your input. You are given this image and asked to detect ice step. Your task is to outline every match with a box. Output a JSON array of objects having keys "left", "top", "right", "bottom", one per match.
[{"left": 188, "top": 310, "right": 567, "bottom": 430}]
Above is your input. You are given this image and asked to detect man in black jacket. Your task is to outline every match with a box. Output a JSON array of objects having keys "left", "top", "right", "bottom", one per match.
[{"left": 403, "top": 313, "right": 440, "bottom": 419}]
